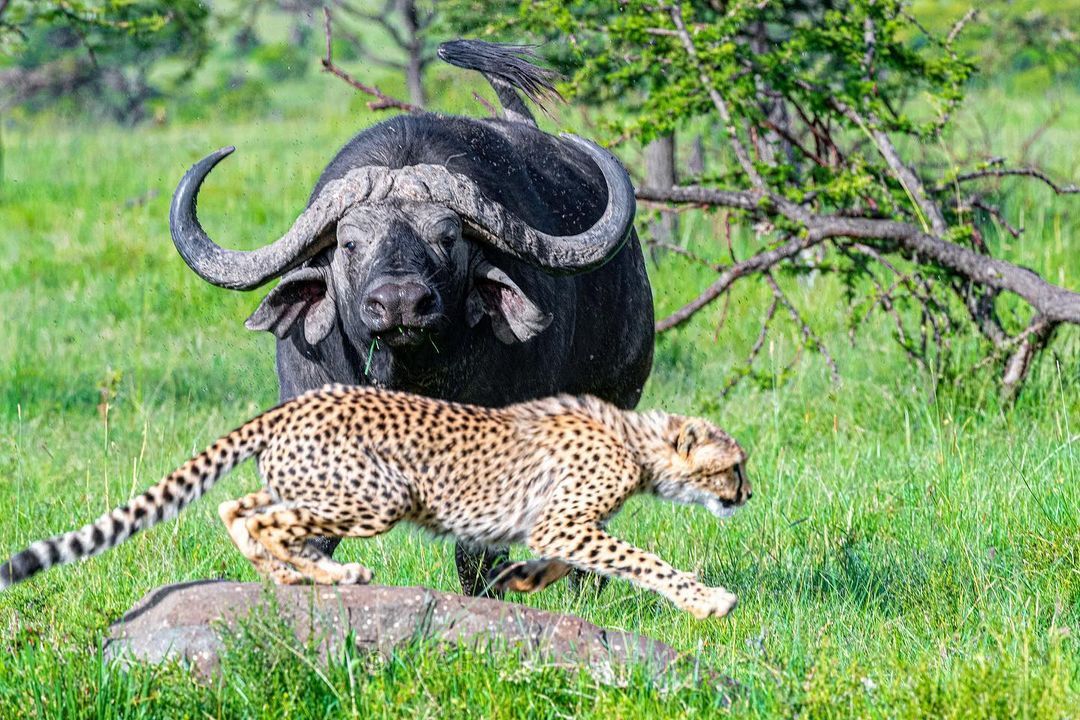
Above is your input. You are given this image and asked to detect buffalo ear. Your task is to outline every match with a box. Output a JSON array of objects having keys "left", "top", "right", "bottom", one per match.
[
  {"left": 466, "top": 261, "right": 552, "bottom": 344},
  {"left": 244, "top": 268, "right": 337, "bottom": 345}
]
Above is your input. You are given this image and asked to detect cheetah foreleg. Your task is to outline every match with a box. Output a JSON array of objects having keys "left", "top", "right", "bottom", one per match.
[
  {"left": 218, "top": 491, "right": 306, "bottom": 584},
  {"left": 246, "top": 506, "right": 373, "bottom": 586},
  {"left": 529, "top": 524, "right": 737, "bottom": 619}
]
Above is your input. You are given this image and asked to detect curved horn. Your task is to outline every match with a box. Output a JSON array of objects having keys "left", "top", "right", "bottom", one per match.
[
  {"left": 170, "top": 134, "right": 635, "bottom": 290},
  {"left": 457, "top": 134, "right": 637, "bottom": 273},
  {"left": 169, "top": 147, "right": 340, "bottom": 290}
]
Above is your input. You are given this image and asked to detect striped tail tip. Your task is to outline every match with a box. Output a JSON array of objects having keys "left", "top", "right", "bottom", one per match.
[{"left": 0, "top": 546, "right": 47, "bottom": 590}]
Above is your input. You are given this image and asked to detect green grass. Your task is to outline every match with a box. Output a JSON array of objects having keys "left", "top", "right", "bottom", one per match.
[{"left": 0, "top": 72, "right": 1078, "bottom": 718}]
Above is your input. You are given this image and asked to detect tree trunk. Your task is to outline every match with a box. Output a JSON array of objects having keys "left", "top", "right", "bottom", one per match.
[
  {"left": 687, "top": 133, "right": 705, "bottom": 177},
  {"left": 397, "top": 0, "right": 426, "bottom": 107},
  {"left": 405, "top": 52, "right": 425, "bottom": 107},
  {"left": 644, "top": 133, "right": 678, "bottom": 258}
]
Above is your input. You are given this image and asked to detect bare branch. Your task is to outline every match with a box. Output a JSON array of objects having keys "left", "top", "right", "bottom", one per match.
[
  {"left": 321, "top": 7, "right": 420, "bottom": 114},
  {"left": 955, "top": 315, "right": 1058, "bottom": 392},
  {"left": 761, "top": 115, "right": 829, "bottom": 168},
  {"left": 1001, "top": 316, "right": 1057, "bottom": 398},
  {"left": 862, "top": 16, "right": 876, "bottom": 81},
  {"left": 814, "top": 217, "right": 1080, "bottom": 324},
  {"left": 642, "top": 185, "right": 1080, "bottom": 328},
  {"left": 636, "top": 185, "right": 760, "bottom": 211},
  {"left": 765, "top": 273, "right": 840, "bottom": 383},
  {"left": 953, "top": 279, "right": 1008, "bottom": 346},
  {"left": 837, "top": 243, "right": 925, "bottom": 368},
  {"left": 637, "top": 198, "right": 717, "bottom": 214},
  {"left": 946, "top": 8, "right": 979, "bottom": 45},
  {"left": 669, "top": 5, "right": 766, "bottom": 189},
  {"left": 656, "top": 233, "right": 820, "bottom": 332},
  {"left": 830, "top": 98, "right": 948, "bottom": 235},
  {"left": 719, "top": 299, "right": 778, "bottom": 398},
  {"left": 938, "top": 167, "right": 1080, "bottom": 195},
  {"left": 969, "top": 198, "right": 1023, "bottom": 238},
  {"left": 471, "top": 91, "right": 497, "bottom": 117}
]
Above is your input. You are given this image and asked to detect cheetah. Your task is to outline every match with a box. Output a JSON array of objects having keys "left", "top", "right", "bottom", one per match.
[{"left": 0, "top": 385, "right": 751, "bottom": 619}]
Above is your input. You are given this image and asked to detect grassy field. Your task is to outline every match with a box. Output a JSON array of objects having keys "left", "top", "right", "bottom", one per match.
[{"left": 0, "top": 59, "right": 1078, "bottom": 718}]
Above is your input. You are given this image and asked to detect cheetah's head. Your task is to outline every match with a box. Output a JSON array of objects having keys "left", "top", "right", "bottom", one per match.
[{"left": 650, "top": 416, "right": 751, "bottom": 519}]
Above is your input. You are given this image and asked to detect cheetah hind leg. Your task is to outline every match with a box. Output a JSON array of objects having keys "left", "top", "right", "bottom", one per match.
[
  {"left": 488, "top": 558, "right": 572, "bottom": 594},
  {"left": 247, "top": 505, "right": 385, "bottom": 585},
  {"left": 218, "top": 491, "right": 306, "bottom": 585},
  {"left": 455, "top": 543, "right": 509, "bottom": 599}
]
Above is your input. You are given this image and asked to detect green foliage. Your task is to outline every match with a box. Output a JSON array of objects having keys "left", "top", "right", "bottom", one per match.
[
  {"left": 173, "top": 78, "right": 274, "bottom": 124},
  {"left": 446, "top": 0, "right": 974, "bottom": 194},
  {"left": 249, "top": 42, "right": 311, "bottom": 83},
  {"left": 0, "top": 0, "right": 210, "bottom": 122}
]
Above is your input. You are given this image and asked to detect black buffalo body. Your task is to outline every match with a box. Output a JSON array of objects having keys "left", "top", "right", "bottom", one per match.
[{"left": 169, "top": 41, "right": 654, "bottom": 595}]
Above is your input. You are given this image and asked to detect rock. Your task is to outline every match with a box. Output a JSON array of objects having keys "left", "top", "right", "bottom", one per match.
[{"left": 104, "top": 580, "right": 727, "bottom": 692}]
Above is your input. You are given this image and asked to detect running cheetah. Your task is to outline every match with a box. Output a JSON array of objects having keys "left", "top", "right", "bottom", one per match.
[{"left": 0, "top": 385, "right": 751, "bottom": 619}]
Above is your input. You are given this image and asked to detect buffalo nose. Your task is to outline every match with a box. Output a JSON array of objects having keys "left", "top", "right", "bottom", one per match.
[{"left": 363, "top": 280, "right": 436, "bottom": 330}]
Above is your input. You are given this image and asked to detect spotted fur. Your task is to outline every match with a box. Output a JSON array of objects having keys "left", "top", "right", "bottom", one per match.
[{"left": 1, "top": 385, "right": 751, "bottom": 618}]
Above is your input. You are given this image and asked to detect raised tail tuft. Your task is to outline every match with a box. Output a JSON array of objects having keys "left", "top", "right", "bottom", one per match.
[{"left": 437, "top": 39, "right": 562, "bottom": 126}]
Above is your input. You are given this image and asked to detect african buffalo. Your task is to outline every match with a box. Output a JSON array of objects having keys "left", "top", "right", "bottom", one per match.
[{"left": 169, "top": 41, "right": 654, "bottom": 595}]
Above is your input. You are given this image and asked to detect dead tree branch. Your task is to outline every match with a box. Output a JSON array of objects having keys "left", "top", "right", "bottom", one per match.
[
  {"left": 719, "top": 298, "right": 779, "bottom": 398},
  {"left": 765, "top": 272, "right": 840, "bottom": 383},
  {"left": 321, "top": 7, "right": 421, "bottom": 113},
  {"left": 946, "top": 8, "right": 979, "bottom": 44},
  {"left": 936, "top": 167, "right": 1080, "bottom": 195},
  {"left": 830, "top": 97, "right": 948, "bottom": 235},
  {"left": 330, "top": 0, "right": 434, "bottom": 106},
  {"left": 639, "top": 184, "right": 1080, "bottom": 332},
  {"left": 670, "top": 5, "right": 765, "bottom": 190}
]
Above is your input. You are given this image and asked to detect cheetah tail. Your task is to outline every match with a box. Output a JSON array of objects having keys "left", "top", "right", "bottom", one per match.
[{"left": 0, "top": 414, "right": 273, "bottom": 590}]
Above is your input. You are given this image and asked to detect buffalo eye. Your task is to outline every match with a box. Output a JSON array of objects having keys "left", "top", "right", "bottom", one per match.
[{"left": 343, "top": 240, "right": 356, "bottom": 251}]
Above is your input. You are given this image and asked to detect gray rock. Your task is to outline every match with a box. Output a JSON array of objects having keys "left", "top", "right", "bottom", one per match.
[{"left": 104, "top": 580, "right": 729, "bottom": 694}]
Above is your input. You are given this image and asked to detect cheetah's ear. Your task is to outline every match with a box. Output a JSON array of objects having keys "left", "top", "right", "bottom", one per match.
[
  {"left": 245, "top": 266, "right": 337, "bottom": 346},
  {"left": 467, "top": 260, "right": 552, "bottom": 344},
  {"left": 675, "top": 418, "right": 710, "bottom": 458}
]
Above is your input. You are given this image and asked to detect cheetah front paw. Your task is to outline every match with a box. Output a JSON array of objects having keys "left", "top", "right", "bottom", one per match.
[
  {"left": 339, "top": 563, "right": 373, "bottom": 585},
  {"left": 268, "top": 566, "right": 309, "bottom": 585},
  {"left": 489, "top": 560, "right": 530, "bottom": 593},
  {"left": 685, "top": 587, "right": 738, "bottom": 620}
]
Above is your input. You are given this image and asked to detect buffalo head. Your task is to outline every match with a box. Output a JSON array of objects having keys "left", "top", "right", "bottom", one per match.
[{"left": 169, "top": 135, "right": 635, "bottom": 357}]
